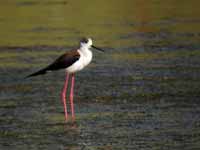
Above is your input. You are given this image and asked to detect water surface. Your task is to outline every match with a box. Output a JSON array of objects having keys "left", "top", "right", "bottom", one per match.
[{"left": 0, "top": 0, "right": 200, "bottom": 150}]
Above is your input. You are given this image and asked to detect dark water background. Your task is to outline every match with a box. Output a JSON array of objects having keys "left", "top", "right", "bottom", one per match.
[{"left": 0, "top": 0, "right": 200, "bottom": 149}]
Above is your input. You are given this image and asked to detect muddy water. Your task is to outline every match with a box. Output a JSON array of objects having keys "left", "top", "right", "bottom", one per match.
[{"left": 1, "top": 0, "right": 200, "bottom": 150}]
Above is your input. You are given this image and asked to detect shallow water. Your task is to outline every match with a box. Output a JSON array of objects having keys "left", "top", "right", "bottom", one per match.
[{"left": 1, "top": 0, "right": 200, "bottom": 150}]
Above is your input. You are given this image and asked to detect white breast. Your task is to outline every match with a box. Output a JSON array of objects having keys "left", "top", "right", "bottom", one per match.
[{"left": 66, "top": 49, "right": 92, "bottom": 73}]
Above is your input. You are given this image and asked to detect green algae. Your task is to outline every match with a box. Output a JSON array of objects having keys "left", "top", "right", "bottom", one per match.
[
  {"left": 0, "top": 101, "right": 18, "bottom": 108},
  {"left": 0, "top": 51, "right": 63, "bottom": 59},
  {"left": 112, "top": 50, "right": 200, "bottom": 61}
]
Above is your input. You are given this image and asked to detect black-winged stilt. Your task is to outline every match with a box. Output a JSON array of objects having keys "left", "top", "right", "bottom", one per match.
[{"left": 26, "top": 38, "right": 104, "bottom": 121}]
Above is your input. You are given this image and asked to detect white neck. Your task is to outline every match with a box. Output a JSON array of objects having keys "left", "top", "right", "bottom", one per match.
[
  {"left": 77, "top": 45, "right": 93, "bottom": 68},
  {"left": 80, "top": 45, "right": 91, "bottom": 53}
]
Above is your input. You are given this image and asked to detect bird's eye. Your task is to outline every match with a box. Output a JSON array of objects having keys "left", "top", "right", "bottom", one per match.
[{"left": 81, "top": 38, "right": 88, "bottom": 43}]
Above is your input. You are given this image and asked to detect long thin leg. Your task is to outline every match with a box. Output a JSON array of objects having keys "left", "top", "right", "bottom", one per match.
[
  {"left": 61, "top": 72, "right": 69, "bottom": 121},
  {"left": 70, "top": 73, "right": 75, "bottom": 119}
]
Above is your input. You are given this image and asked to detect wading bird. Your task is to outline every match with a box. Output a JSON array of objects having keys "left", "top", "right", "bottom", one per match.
[{"left": 26, "top": 38, "right": 104, "bottom": 121}]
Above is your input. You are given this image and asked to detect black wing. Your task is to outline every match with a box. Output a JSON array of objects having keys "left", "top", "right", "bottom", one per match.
[{"left": 25, "top": 50, "right": 80, "bottom": 78}]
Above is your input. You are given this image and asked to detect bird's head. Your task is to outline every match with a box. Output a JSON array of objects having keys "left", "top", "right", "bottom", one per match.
[
  {"left": 80, "top": 37, "right": 104, "bottom": 52},
  {"left": 80, "top": 37, "right": 92, "bottom": 48}
]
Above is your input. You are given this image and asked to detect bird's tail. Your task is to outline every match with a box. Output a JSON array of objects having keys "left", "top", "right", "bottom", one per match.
[{"left": 25, "top": 67, "right": 48, "bottom": 79}]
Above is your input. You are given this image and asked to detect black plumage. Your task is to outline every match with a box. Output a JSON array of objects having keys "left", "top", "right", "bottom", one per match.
[{"left": 25, "top": 50, "right": 80, "bottom": 78}]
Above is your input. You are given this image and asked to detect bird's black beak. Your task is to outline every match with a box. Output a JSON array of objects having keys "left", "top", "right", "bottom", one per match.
[{"left": 91, "top": 45, "right": 105, "bottom": 52}]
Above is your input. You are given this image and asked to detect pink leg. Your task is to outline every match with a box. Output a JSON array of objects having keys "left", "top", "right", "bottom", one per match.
[
  {"left": 70, "top": 74, "right": 75, "bottom": 119},
  {"left": 61, "top": 72, "right": 69, "bottom": 121}
]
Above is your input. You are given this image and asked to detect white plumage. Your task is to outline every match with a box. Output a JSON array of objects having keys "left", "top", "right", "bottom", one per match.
[{"left": 66, "top": 38, "right": 93, "bottom": 73}]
